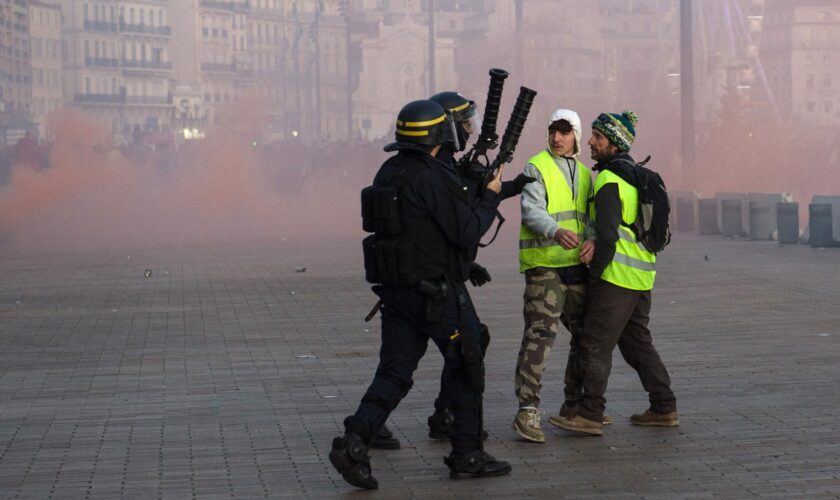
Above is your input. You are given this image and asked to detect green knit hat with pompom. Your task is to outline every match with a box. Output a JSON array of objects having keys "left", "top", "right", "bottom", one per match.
[{"left": 592, "top": 110, "right": 638, "bottom": 152}]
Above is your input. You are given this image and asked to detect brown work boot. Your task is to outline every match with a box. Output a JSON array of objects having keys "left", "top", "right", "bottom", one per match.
[
  {"left": 557, "top": 404, "right": 613, "bottom": 425},
  {"left": 512, "top": 407, "right": 545, "bottom": 443},
  {"left": 629, "top": 409, "right": 679, "bottom": 427},
  {"left": 547, "top": 414, "right": 603, "bottom": 436}
]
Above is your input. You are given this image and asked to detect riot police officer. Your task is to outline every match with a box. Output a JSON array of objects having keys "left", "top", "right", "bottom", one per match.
[
  {"left": 370, "top": 91, "right": 535, "bottom": 447},
  {"left": 329, "top": 99, "right": 512, "bottom": 489}
]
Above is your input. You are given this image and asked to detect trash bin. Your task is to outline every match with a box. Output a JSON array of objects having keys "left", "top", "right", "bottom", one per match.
[
  {"left": 809, "top": 203, "right": 834, "bottom": 247},
  {"left": 749, "top": 201, "right": 773, "bottom": 240},
  {"left": 721, "top": 199, "right": 743, "bottom": 238},
  {"left": 698, "top": 199, "right": 718, "bottom": 235},
  {"left": 776, "top": 203, "right": 799, "bottom": 244}
]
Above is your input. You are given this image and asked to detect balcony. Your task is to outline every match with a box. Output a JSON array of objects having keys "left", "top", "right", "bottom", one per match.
[
  {"left": 84, "top": 20, "right": 118, "bottom": 32},
  {"left": 126, "top": 95, "right": 172, "bottom": 106},
  {"left": 121, "top": 59, "right": 173, "bottom": 71},
  {"left": 119, "top": 22, "right": 172, "bottom": 36},
  {"left": 85, "top": 57, "right": 120, "bottom": 68},
  {"left": 74, "top": 93, "right": 126, "bottom": 105},
  {"left": 199, "top": 0, "right": 250, "bottom": 13},
  {"left": 201, "top": 62, "right": 253, "bottom": 78},
  {"left": 201, "top": 62, "right": 236, "bottom": 73}
]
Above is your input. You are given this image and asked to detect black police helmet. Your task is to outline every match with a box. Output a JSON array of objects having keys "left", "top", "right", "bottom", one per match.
[
  {"left": 393, "top": 99, "right": 449, "bottom": 148},
  {"left": 430, "top": 91, "right": 476, "bottom": 151},
  {"left": 429, "top": 91, "right": 476, "bottom": 123}
]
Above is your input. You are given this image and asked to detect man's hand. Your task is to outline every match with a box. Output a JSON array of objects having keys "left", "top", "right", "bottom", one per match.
[
  {"left": 468, "top": 262, "right": 492, "bottom": 287},
  {"left": 553, "top": 228, "right": 580, "bottom": 250},
  {"left": 500, "top": 173, "right": 537, "bottom": 198},
  {"left": 485, "top": 165, "right": 503, "bottom": 194},
  {"left": 580, "top": 238, "right": 595, "bottom": 264}
]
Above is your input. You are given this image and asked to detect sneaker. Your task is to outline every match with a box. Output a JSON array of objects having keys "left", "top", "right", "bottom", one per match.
[
  {"left": 329, "top": 432, "right": 378, "bottom": 490},
  {"left": 547, "top": 414, "right": 603, "bottom": 436},
  {"left": 558, "top": 404, "right": 613, "bottom": 425},
  {"left": 512, "top": 407, "right": 545, "bottom": 443},
  {"left": 444, "top": 450, "right": 512, "bottom": 479},
  {"left": 369, "top": 423, "right": 401, "bottom": 450},
  {"left": 629, "top": 409, "right": 679, "bottom": 427}
]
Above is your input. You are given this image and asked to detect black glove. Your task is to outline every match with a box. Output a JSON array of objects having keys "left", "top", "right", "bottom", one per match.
[
  {"left": 500, "top": 173, "right": 537, "bottom": 199},
  {"left": 468, "top": 262, "right": 492, "bottom": 287}
]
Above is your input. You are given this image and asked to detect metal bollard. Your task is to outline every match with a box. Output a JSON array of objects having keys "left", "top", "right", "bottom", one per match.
[{"left": 776, "top": 203, "right": 799, "bottom": 244}]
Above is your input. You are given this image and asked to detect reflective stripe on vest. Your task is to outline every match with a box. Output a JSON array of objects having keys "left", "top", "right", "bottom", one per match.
[
  {"left": 519, "top": 150, "right": 591, "bottom": 272},
  {"left": 592, "top": 169, "right": 656, "bottom": 290}
]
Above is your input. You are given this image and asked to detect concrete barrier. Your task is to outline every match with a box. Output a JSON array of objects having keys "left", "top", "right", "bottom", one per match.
[
  {"left": 698, "top": 198, "right": 719, "bottom": 235},
  {"left": 715, "top": 192, "right": 749, "bottom": 236},
  {"left": 809, "top": 203, "right": 835, "bottom": 247},
  {"left": 776, "top": 202, "right": 799, "bottom": 244},
  {"left": 721, "top": 199, "right": 745, "bottom": 238},
  {"left": 811, "top": 195, "right": 840, "bottom": 242},
  {"left": 670, "top": 190, "right": 698, "bottom": 232},
  {"left": 747, "top": 193, "right": 785, "bottom": 241}
]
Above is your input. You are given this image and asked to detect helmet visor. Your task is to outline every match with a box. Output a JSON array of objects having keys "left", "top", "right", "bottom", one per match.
[
  {"left": 462, "top": 111, "right": 481, "bottom": 136},
  {"left": 441, "top": 112, "right": 460, "bottom": 152}
]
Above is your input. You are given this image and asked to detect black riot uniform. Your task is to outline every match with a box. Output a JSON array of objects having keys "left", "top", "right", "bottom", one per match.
[
  {"left": 329, "top": 100, "right": 511, "bottom": 490},
  {"left": 418, "top": 92, "right": 532, "bottom": 439}
]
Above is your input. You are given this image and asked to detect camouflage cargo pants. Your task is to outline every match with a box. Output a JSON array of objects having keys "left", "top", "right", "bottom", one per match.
[{"left": 514, "top": 266, "right": 587, "bottom": 408}]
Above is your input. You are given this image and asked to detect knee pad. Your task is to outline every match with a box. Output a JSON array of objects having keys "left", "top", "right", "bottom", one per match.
[{"left": 375, "top": 369, "right": 414, "bottom": 398}]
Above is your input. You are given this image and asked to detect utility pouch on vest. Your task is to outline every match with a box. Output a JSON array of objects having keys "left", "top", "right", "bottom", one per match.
[
  {"left": 361, "top": 186, "right": 401, "bottom": 235},
  {"left": 419, "top": 280, "right": 448, "bottom": 323},
  {"left": 363, "top": 235, "right": 417, "bottom": 286},
  {"left": 558, "top": 264, "right": 588, "bottom": 285}
]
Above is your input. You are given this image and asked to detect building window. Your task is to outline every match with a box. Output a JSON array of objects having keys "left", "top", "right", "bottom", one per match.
[
  {"left": 807, "top": 101, "right": 815, "bottom": 112},
  {"left": 807, "top": 74, "right": 814, "bottom": 89},
  {"left": 825, "top": 75, "right": 832, "bottom": 88},
  {"left": 826, "top": 101, "right": 834, "bottom": 114}
]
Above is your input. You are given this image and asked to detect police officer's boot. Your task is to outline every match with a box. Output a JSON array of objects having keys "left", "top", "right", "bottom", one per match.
[
  {"left": 369, "top": 423, "right": 401, "bottom": 449},
  {"left": 444, "top": 449, "right": 512, "bottom": 479},
  {"left": 329, "top": 432, "right": 378, "bottom": 490},
  {"left": 427, "top": 408, "right": 453, "bottom": 440}
]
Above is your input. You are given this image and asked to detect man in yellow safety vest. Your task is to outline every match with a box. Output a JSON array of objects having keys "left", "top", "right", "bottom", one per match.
[
  {"left": 512, "top": 109, "right": 598, "bottom": 443},
  {"left": 550, "top": 110, "right": 678, "bottom": 437}
]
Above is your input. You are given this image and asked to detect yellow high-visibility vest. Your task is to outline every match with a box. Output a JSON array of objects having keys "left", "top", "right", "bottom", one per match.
[
  {"left": 519, "top": 150, "right": 591, "bottom": 272},
  {"left": 592, "top": 169, "right": 656, "bottom": 290}
]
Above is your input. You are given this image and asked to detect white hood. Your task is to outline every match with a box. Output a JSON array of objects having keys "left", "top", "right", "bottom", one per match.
[{"left": 547, "top": 108, "right": 582, "bottom": 158}]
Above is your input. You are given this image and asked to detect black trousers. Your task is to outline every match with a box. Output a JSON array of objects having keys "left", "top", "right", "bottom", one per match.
[
  {"left": 344, "top": 282, "right": 484, "bottom": 454},
  {"left": 577, "top": 278, "right": 677, "bottom": 421}
]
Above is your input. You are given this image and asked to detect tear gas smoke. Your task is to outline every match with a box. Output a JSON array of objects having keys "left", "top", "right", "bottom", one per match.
[{"left": 0, "top": 96, "right": 376, "bottom": 253}]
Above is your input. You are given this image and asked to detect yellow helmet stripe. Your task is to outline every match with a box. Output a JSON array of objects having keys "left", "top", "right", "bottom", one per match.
[
  {"left": 396, "top": 115, "right": 446, "bottom": 128},
  {"left": 449, "top": 102, "right": 470, "bottom": 113},
  {"left": 396, "top": 129, "right": 430, "bottom": 137}
]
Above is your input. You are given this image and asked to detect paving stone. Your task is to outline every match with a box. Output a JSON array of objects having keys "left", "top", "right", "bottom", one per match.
[{"left": 0, "top": 235, "right": 839, "bottom": 497}]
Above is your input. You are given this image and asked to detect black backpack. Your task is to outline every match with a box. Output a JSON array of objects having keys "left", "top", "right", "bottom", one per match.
[{"left": 605, "top": 156, "right": 671, "bottom": 254}]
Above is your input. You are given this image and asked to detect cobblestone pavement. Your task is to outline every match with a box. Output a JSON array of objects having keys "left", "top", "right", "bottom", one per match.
[{"left": 1, "top": 234, "right": 839, "bottom": 499}]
